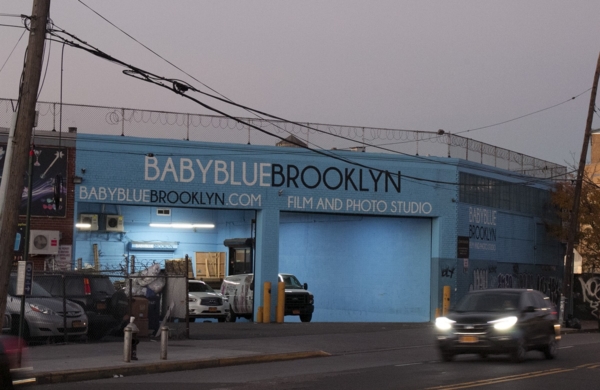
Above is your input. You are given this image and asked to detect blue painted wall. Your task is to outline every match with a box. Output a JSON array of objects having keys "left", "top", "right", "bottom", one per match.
[{"left": 73, "top": 134, "right": 562, "bottom": 322}]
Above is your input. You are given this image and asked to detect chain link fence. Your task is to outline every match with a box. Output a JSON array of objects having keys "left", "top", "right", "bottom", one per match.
[{"left": 0, "top": 98, "right": 566, "bottom": 181}]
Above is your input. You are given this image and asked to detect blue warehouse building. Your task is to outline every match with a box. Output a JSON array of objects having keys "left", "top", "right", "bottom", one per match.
[{"left": 72, "top": 125, "right": 565, "bottom": 323}]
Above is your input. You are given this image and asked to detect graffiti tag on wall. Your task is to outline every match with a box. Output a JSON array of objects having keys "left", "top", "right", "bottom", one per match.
[{"left": 578, "top": 276, "right": 600, "bottom": 319}]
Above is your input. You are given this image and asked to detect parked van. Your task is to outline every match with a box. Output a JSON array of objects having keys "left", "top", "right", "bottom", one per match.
[{"left": 220, "top": 273, "right": 314, "bottom": 322}]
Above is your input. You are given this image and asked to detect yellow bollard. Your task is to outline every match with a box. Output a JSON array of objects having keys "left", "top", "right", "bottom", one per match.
[
  {"left": 276, "top": 281, "right": 285, "bottom": 323},
  {"left": 442, "top": 286, "right": 451, "bottom": 315},
  {"left": 256, "top": 306, "right": 263, "bottom": 323},
  {"left": 263, "top": 282, "right": 271, "bottom": 323}
]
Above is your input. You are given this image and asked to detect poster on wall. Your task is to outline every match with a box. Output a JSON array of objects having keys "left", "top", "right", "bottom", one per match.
[
  {"left": 0, "top": 145, "right": 67, "bottom": 217},
  {"left": 457, "top": 236, "right": 469, "bottom": 258},
  {"left": 56, "top": 245, "right": 72, "bottom": 271}
]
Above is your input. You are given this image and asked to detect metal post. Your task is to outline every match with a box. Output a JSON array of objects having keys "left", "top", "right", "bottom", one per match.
[
  {"left": 160, "top": 326, "right": 168, "bottom": 360},
  {"left": 185, "top": 254, "right": 189, "bottom": 339},
  {"left": 123, "top": 327, "right": 132, "bottom": 363},
  {"left": 263, "top": 282, "right": 271, "bottom": 323},
  {"left": 442, "top": 286, "right": 451, "bottom": 315},
  {"left": 62, "top": 274, "right": 67, "bottom": 344},
  {"left": 276, "top": 281, "right": 285, "bottom": 323}
]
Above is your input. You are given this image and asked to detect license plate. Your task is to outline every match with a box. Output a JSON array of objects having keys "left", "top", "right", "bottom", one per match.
[
  {"left": 72, "top": 320, "right": 85, "bottom": 328},
  {"left": 459, "top": 335, "right": 478, "bottom": 343},
  {"left": 208, "top": 307, "right": 217, "bottom": 312},
  {"left": 293, "top": 310, "right": 300, "bottom": 315}
]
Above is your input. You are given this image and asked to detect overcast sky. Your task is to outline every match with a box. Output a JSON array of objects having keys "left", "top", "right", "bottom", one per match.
[{"left": 1, "top": 1, "right": 599, "bottom": 167}]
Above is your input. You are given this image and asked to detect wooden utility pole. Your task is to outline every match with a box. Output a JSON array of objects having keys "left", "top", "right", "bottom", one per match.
[
  {"left": 0, "top": 0, "right": 51, "bottom": 329},
  {"left": 562, "top": 52, "right": 600, "bottom": 324}
]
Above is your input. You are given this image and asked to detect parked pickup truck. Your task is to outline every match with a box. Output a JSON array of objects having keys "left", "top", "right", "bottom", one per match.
[{"left": 220, "top": 273, "right": 314, "bottom": 322}]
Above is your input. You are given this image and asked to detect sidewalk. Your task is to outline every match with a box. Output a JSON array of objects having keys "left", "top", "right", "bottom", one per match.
[{"left": 11, "top": 320, "right": 599, "bottom": 387}]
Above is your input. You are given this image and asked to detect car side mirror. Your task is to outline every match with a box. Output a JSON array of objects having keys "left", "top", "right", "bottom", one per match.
[
  {"left": 524, "top": 305, "right": 536, "bottom": 313},
  {"left": 303, "top": 283, "right": 308, "bottom": 290}
]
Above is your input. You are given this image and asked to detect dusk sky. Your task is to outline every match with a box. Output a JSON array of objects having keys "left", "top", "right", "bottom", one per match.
[{"left": 1, "top": 1, "right": 599, "bottom": 167}]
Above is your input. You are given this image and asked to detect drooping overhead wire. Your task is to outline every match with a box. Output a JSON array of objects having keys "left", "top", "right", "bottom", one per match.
[
  {"left": 45, "top": 25, "right": 565, "bottom": 189},
  {"left": 0, "top": 28, "right": 26, "bottom": 75},
  {"left": 77, "top": 0, "right": 237, "bottom": 108},
  {"left": 454, "top": 88, "right": 593, "bottom": 135},
  {"left": 71, "top": 2, "right": 572, "bottom": 184}
]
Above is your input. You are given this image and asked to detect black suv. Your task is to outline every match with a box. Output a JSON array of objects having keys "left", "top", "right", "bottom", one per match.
[
  {"left": 35, "top": 272, "right": 120, "bottom": 339},
  {"left": 435, "top": 288, "right": 560, "bottom": 362}
]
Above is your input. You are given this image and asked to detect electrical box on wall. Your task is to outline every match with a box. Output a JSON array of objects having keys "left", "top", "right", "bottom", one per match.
[
  {"left": 106, "top": 215, "right": 124, "bottom": 232},
  {"left": 29, "top": 230, "right": 60, "bottom": 255},
  {"left": 79, "top": 214, "right": 99, "bottom": 231}
]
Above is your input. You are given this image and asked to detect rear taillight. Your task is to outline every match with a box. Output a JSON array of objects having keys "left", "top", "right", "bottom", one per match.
[{"left": 84, "top": 278, "right": 91, "bottom": 295}]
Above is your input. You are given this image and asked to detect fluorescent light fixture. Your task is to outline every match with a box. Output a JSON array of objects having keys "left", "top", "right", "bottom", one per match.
[
  {"left": 149, "top": 223, "right": 215, "bottom": 229},
  {"left": 76, "top": 223, "right": 91, "bottom": 228}
]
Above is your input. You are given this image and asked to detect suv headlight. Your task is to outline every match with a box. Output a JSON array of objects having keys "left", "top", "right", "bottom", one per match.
[
  {"left": 188, "top": 296, "right": 198, "bottom": 303},
  {"left": 488, "top": 316, "right": 518, "bottom": 330},
  {"left": 435, "top": 316, "right": 455, "bottom": 330},
  {"left": 29, "top": 303, "right": 57, "bottom": 316}
]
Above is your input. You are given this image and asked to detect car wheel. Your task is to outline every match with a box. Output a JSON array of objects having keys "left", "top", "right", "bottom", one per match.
[
  {"left": 300, "top": 314, "right": 312, "bottom": 323},
  {"left": 225, "top": 309, "right": 236, "bottom": 323},
  {"left": 440, "top": 349, "right": 455, "bottom": 362},
  {"left": 543, "top": 335, "right": 558, "bottom": 359},
  {"left": 511, "top": 338, "right": 527, "bottom": 363},
  {"left": 217, "top": 317, "right": 225, "bottom": 323}
]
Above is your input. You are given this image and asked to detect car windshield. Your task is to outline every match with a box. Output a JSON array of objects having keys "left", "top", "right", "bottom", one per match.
[
  {"left": 453, "top": 292, "right": 521, "bottom": 313},
  {"left": 8, "top": 275, "right": 53, "bottom": 298},
  {"left": 188, "top": 282, "right": 214, "bottom": 293},
  {"left": 90, "top": 277, "right": 116, "bottom": 295},
  {"left": 281, "top": 274, "right": 303, "bottom": 289}
]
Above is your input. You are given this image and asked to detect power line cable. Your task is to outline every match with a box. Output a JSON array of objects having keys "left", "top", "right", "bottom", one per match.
[
  {"left": 70, "top": 4, "right": 568, "bottom": 182},
  {"left": 0, "top": 28, "right": 26, "bottom": 74},
  {"left": 45, "top": 26, "right": 564, "bottom": 189},
  {"left": 77, "top": 0, "right": 235, "bottom": 106},
  {"left": 454, "top": 88, "right": 592, "bottom": 135},
  {"left": 37, "top": 18, "right": 53, "bottom": 99},
  {"left": 61, "top": 1, "right": 599, "bottom": 158},
  {"left": 0, "top": 23, "right": 25, "bottom": 29}
]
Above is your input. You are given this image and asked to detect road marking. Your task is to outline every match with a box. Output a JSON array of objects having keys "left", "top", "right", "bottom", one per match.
[
  {"left": 395, "top": 362, "right": 423, "bottom": 367},
  {"left": 13, "top": 378, "right": 36, "bottom": 385},
  {"left": 338, "top": 344, "right": 433, "bottom": 356},
  {"left": 425, "top": 368, "right": 574, "bottom": 390},
  {"left": 576, "top": 362, "right": 600, "bottom": 368}
]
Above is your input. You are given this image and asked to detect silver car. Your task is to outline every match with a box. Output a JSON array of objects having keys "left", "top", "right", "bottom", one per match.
[{"left": 6, "top": 274, "right": 88, "bottom": 341}]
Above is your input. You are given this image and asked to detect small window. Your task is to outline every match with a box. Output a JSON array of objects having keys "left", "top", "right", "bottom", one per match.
[{"left": 156, "top": 208, "right": 171, "bottom": 216}]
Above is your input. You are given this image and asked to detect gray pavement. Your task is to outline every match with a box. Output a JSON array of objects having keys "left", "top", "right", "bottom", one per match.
[{"left": 11, "top": 320, "right": 599, "bottom": 387}]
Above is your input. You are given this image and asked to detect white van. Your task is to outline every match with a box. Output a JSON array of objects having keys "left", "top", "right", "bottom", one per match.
[{"left": 220, "top": 273, "right": 314, "bottom": 322}]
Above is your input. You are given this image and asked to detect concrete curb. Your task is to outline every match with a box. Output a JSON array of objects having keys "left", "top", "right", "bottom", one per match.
[{"left": 30, "top": 350, "right": 331, "bottom": 385}]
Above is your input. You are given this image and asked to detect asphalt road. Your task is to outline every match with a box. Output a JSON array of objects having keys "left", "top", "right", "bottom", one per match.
[{"left": 23, "top": 328, "right": 600, "bottom": 390}]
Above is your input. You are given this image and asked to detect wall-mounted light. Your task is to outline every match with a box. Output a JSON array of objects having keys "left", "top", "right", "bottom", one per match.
[
  {"left": 76, "top": 223, "right": 91, "bottom": 229},
  {"left": 149, "top": 223, "right": 214, "bottom": 229},
  {"left": 73, "top": 176, "right": 83, "bottom": 184}
]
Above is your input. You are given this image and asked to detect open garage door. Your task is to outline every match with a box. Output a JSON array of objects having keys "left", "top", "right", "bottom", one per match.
[{"left": 279, "top": 212, "right": 432, "bottom": 322}]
